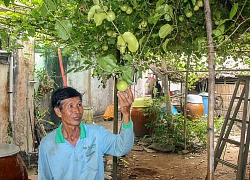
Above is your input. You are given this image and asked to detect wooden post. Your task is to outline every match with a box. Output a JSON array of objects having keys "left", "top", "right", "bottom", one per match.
[
  {"left": 161, "top": 59, "right": 172, "bottom": 118},
  {"left": 112, "top": 49, "right": 120, "bottom": 180},
  {"left": 87, "top": 69, "right": 91, "bottom": 106},
  {"left": 184, "top": 55, "right": 190, "bottom": 150},
  {"left": 204, "top": 0, "right": 216, "bottom": 179}
]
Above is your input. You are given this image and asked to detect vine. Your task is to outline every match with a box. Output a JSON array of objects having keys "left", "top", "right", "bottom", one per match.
[{"left": 0, "top": 0, "right": 249, "bottom": 83}]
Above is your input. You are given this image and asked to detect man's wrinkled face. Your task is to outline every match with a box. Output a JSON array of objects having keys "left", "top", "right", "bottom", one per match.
[{"left": 54, "top": 97, "right": 83, "bottom": 126}]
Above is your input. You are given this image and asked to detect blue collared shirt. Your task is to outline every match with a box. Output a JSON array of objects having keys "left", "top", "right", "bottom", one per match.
[{"left": 38, "top": 121, "right": 134, "bottom": 180}]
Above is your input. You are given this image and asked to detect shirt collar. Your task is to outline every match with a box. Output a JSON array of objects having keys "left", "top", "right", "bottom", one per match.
[{"left": 55, "top": 123, "right": 86, "bottom": 143}]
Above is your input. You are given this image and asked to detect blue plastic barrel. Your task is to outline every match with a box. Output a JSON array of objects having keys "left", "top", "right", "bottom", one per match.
[
  {"left": 198, "top": 92, "right": 208, "bottom": 119},
  {"left": 202, "top": 96, "right": 208, "bottom": 117},
  {"left": 162, "top": 105, "right": 179, "bottom": 115}
]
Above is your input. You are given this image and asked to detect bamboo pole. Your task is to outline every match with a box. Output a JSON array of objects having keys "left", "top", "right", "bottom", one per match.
[
  {"left": 148, "top": 68, "right": 250, "bottom": 74},
  {"left": 204, "top": 0, "right": 215, "bottom": 179},
  {"left": 184, "top": 55, "right": 190, "bottom": 150}
]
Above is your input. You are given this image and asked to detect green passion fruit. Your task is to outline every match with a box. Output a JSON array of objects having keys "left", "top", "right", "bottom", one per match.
[
  {"left": 185, "top": 11, "right": 193, "bottom": 18},
  {"left": 106, "top": 11, "right": 116, "bottom": 22},
  {"left": 116, "top": 80, "right": 128, "bottom": 91},
  {"left": 126, "top": 6, "right": 133, "bottom": 14},
  {"left": 178, "top": 15, "right": 184, "bottom": 22},
  {"left": 120, "top": 4, "right": 128, "bottom": 11}
]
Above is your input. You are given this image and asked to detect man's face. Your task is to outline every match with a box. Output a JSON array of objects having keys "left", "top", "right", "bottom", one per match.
[{"left": 54, "top": 97, "right": 83, "bottom": 126}]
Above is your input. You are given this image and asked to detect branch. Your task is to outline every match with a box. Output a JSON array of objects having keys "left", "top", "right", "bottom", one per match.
[
  {"left": 0, "top": 5, "right": 30, "bottom": 15},
  {"left": 218, "top": 17, "right": 250, "bottom": 47}
]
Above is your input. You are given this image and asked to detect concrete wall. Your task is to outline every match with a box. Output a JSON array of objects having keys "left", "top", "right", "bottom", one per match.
[
  {"left": 0, "top": 40, "right": 35, "bottom": 153},
  {"left": 67, "top": 68, "right": 114, "bottom": 116},
  {"left": 0, "top": 55, "right": 10, "bottom": 143}
]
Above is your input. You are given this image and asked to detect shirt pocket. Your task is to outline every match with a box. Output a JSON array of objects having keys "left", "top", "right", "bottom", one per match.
[{"left": 85, "top": 149, "right": 98, "bottom": 171}]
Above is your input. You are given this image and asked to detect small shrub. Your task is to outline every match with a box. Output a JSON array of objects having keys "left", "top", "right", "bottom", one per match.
[{"left": 145, "top": 96, "right": 223, "bottom": 151}]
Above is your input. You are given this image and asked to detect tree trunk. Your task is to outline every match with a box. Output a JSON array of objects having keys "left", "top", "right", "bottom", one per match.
[{"left": 161, "top": 59, "right": 172, "bottom": 119}]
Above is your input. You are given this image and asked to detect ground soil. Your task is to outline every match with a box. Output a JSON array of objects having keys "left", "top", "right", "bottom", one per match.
[
  {"left": 115, "top": 131, "right": 250, "bottom": 180},
  {"left": 97, "top": 119, "right": 250, "bottom": 180},
  {"left": 116, "top": 141, "right": 249, "bottom": 180}
]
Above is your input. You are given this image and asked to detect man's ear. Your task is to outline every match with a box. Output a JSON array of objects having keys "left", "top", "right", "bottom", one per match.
[{"left": 54, "top": 107, "right": 62, "bottom": 118}]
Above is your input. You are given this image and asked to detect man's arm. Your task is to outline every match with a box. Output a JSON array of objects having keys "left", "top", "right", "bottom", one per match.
[{"left": 38, "top": 141, "right": 53, "bottom": 180}]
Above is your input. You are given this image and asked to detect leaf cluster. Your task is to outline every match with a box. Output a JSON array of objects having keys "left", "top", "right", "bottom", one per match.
[{"left": 0, "top": 0, "right": 249, "bottom": 82}]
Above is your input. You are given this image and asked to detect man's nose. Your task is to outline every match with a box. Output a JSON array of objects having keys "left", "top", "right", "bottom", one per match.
[{"left": 74, "top": 106, "right": 82, "bottom": 113}]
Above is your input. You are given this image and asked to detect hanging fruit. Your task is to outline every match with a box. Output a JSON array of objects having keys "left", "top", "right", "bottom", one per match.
[{"left": 106, "top": 11, "right": 116, "bottom": 22}]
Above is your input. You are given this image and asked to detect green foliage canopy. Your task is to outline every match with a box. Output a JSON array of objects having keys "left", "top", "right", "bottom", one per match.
[{"left": 0, "top": 0, "right": 249, "bottom": 82}]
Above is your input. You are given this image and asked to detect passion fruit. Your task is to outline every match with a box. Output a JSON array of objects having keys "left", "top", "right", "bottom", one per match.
[
  {"left": 116, "top": 80, "right": 128, "bottom": 91},
  {"left": 178, "top": 15, "right": 184, "bottom": 22},
  {"left": 126, "top": 7, "right": 133, "bottom": 14},
  {"left": 185, "top": 11, "right": 193, "bottom": 18},
  {"left": 120, "top": 4, "right": 128, "bottom": 11},
  {"left": 106, "top": 11, "right": 116, "bottom": 22}
]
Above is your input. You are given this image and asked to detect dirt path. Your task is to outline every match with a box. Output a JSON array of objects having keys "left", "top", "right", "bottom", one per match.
[
  {"left": 97, "top": 118, "right": 250, "bottom": 180},
  {"left": 117, "top": 145, "right": 249, "bottom": 180},
  {"left": 116, "top": 136, "right": 250, "bottom": 180}
]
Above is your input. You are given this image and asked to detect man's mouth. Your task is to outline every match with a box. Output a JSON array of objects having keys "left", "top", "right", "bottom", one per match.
[{"left": 73, "top": 116, "right": 82, "bottom": 121}]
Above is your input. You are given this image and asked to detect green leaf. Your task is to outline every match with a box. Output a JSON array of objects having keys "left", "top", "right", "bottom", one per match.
[
  {"left": 213, "top": 24, "right": 225, "bottom": 37},
  {"left": 156, "top": 0, "right": 165, "bottom": 9},
  {"left": 164, "top": 4, "right": 173, "bottom": 17},
  {"left": 44, "top": 0, "right": 57, "bottom": 11},
  {"left": 159, "top": 24, "right": 173, "bottom": 38},
  {"left": 62, "top": 43, "right": 80, "bottom": 55},
  {"left": 28, "top": 28, "right": 36, "bottom": 37},
  {"left": 156, "top": 5, "right": 165, "bottom": 14},
  {"left": 191, "top": 0, "right": 196, "bottom": 6},
  {"left": 164, "top": 14, "right": 171, "bottom": 21},
  {"left": 184, "top": 2, "right": 192, "bottom": 13},
  {"left": 229, "top": 3, "right": 238, "bottom": 19},
  {"left": 4, "top": 0, "right": 10, "bottom": 6},
  {"left": 123, "top": 54, "right": 133, "bottom": 62},
  {"left": 40, "top": 4, "right": 48, "bottom": 17},
  {"left": 138, "top": 66, "right": 144, "bottom": 79},
  {"left": 120, "top": 66, "right": 133, "bottom": 84},
  {"left": 148, "top": 13, "right": 162, "bottom": 24},
  {"left": 93, "top": 0, "right": 99, "bottom": 5},
  {"left": 196, "top": 37, "right": 207, "bottom": 51},
  {"left": 162, "top": 38, "right": 170, "bottom": 52},
  {"left": 30, "top": 8, "right": 41, "bottom": 18},
  {"left": 94, "top": 13, "right": 107, "bottom": 26},
  {"left": 131, "top": 0, "right": 138, "bottom": 8},
  {"left": 55, "top": 20, "right": 72, "bottom": 40},
  {"left": 214, "top": 11, "right": 221, "bottom": 20},
  {"left": 213, "top": 30, "right": 221, "bottom": 37},
  {"left": 96, "top": 54, "right": 118, "bottom": 73},
  {"left": 42, "top": 120, "right": 55, "bottom": 125},
  {"left": 88, "top": 5, "right": 101, "bottom": 21},
  {"left": 139, "top": 36, "right": 146, "bottom": 46}
]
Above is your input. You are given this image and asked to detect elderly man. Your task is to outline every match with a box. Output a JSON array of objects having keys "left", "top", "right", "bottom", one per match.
[{"left": 38, "top": 86, "right": 134, "bottom": 180}]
